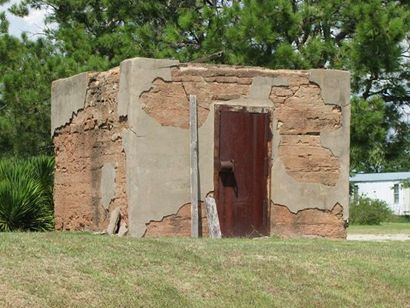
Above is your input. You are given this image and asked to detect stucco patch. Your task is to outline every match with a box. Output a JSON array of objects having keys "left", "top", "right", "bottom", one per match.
[
  {"left": 309, "top": 69, "right": 351, "bottom": 218},
  {"left": 118, "top": 57, "right": 179, "bottom": 120},
  {"left": 119, "top": 57, "right": 192, "bottom": 237},
  {"left": 51, "top": 72, "right": 88, "bottom": 134},
  {"left": 100, "top": 163, "right": 116, "bottom": 209}
]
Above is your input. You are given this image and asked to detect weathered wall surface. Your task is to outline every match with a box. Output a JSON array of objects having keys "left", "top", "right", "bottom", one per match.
[
  {"left": 144, "top": 203, "right": 209, "bottom": 237},
  {"left": 52, "top": 57, "right": 350, "bottom": 238},
  {"left": 53, "top": 68, "right": 128, "bottom": 231},
  {"left": 270, "top": 203, "right": 346, "bottom": 238},
  {"left": 122, "top": 60, "right": 349, "bottom": 238}
]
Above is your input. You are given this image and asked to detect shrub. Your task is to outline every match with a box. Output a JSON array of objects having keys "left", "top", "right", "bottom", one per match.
[
  {"left": 350, "top": 196, "right": 393, "bottom": 225},
  {"left": 388, "top": 215, "right": 410, "bottom": 223},
  {"left": 0, "top": 156, "right": 54, "bottom": 231},
  {"left": 28, "top": 156, "right": 55, "bottom": 209}
]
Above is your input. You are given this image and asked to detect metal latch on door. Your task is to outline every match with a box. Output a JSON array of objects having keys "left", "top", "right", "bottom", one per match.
[{"left": 219, "top": 160, "right": 235, "bottom": 173}]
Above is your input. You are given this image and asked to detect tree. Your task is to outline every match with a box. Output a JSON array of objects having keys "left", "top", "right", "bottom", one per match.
[
  {"left": 0, "top": 30, "right": 74, "bottom": 156},
  {"left": 0, "top": 0, "right": 409, "bottom": 172}
]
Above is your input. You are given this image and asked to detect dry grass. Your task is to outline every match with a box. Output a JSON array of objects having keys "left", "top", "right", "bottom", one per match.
[{"left": 0, "top": 232, "right": 409, "bottom": 307}]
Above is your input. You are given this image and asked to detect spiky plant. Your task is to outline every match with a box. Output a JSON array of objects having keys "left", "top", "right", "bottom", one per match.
[
  {"left": 27, "top": 156, "right": 55, "bottom": 209},
  {"left": 0, "top": 157, "right": 54, "bottom": 231}
]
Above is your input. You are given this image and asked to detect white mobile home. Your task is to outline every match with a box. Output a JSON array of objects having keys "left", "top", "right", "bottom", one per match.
[{"left": 350, "top": 172, "right": 410, "bottom": 216}]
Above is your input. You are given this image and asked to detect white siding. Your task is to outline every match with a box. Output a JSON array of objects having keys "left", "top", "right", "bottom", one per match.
[
  {"left": 355, "top": 181, "right": 410, "bottom": 215},
  {"left": 403, "top": 188, "right": 410, "bottom": 215}
]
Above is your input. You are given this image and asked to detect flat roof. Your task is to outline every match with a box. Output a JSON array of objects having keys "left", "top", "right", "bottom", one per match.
[{"left": 350, "top": 172, "right": 410, "bottom": 183}]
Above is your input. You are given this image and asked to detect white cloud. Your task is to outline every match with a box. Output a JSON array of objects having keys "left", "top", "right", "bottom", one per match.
[
  {"left": 22, "top": 7, "right": 46, "bottom": 27},
  {"left": 1, "top": 0, "right": 47, "bottom": 37}
]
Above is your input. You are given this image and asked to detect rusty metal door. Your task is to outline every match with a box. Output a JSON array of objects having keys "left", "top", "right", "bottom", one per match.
[{"left": 214, "top": 107, "right": 270, "bottom": 237}]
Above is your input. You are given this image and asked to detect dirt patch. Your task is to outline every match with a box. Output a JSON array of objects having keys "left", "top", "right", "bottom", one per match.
[{"left": 347, "top": 234, "right": 410, "bottom": 241}]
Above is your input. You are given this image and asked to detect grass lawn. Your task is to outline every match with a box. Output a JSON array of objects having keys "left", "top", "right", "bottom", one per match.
[
  {"left": 0, "top": 233, "right": 409, "bottom": 307},
  {"left": 348, "top": 222, "right": 410, "bottom": 235}
]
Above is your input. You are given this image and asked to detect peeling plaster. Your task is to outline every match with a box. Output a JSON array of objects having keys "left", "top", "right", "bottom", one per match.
[
  {"left": 269, "top": 70, "right": 350, "bottom": 219},
  {"left": 51, "top": 72, "right": 88, "bottom": 134},
  {"left": 119, "top": 58, "right": 189, "bottom": 237},
  {"left": 273, "top": 201, "right": 344, "bottom": 216},
  {"left": 309, "top": 69, "right": 351, "bottom": 219},
  {"left": 100, "top": 162, "right": 116, "bottom": 209},
  {"left": 53, "top": 59, "right": 350, "bottom": 237}
]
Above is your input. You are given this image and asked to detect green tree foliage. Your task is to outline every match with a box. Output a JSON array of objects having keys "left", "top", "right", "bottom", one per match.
[
  {"left": 0, "top": 156, "right": 54, "bottom": 231},
  {"left": 0, "top": 30, "right": 76, "bottom": 156},
  {"left": 0, "top": 0, "right": 409, "bottom": 172},
  {"left": 350, "top": 195, "right": 393, "bottom": 225}
]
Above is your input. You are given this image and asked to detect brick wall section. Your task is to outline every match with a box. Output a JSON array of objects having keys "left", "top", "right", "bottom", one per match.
[
  {"left": 144, "top": 203, "right": 209, "bottom": 237},
  {"left": 270, "top": 203, "right": 346, "bottom": 238},
  {"left": 53, "top": 63, "right": 346, "bottom": 237},
  {"left": 138, "top": 64, "right": 344, "bottom": 237},
  {"left": 54, "top": 68, "right": 128, "bottom": 231},
  {"left": 141, "top": 65, "right": 341, "bottom": 187},
  {"left": 140, "top": 66, "right": 252, "bottom": 128},
  {"left": 270, "top": 83, "right": 342, "bottom": 186}
]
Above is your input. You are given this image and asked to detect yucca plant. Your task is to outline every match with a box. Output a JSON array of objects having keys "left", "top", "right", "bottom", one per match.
[
  {"left": 0, "top": 157, "right": 54, "bottom": 232},
  {"left": 27, "top": 156, "right": 55, "bottom": 209}
]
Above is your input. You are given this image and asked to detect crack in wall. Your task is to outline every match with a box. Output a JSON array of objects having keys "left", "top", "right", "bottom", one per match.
[{"left": 53, "top": 58, "right": 350, "bottom": 237}]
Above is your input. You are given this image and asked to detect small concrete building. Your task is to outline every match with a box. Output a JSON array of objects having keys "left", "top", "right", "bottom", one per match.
[
  {"left": 351, "top": 172, "right": 410, "bottom": 216},
  {"left": 51, "top": 57, "right": 351, "bottom": 238}
]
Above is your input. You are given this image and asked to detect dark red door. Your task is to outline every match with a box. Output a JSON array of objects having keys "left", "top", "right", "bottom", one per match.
[{"left": 215, "top": 107, "right": 270, "bottom": 237}]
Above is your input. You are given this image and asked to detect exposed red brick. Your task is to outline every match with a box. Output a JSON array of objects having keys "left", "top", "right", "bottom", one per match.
[
  {"left": 140, "top": 79, "right": 190, "bottom": 128},
  {"left": 144, "top": 203, "right": 209, "bottom": 237},
  {"left": 54, "top": 68, "right": 128, "bottom": 232},
  {"left": 270, "top": 83, "right": 342, "bottom": 186},
  {"left": 140, "top": 67, "right": 251, "bottom": 128},
  {"left": 279, "top": 135, "right": 340, "bottom": 186},
  {"left": 271, "top": 84, "right": 342, "bottom": 135},
  {"left": 270, "top": 203, "right": 346, "bottom": 239}
]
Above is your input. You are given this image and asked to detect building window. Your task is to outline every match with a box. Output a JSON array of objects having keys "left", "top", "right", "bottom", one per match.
[{"left": 393, "top": 184, "right": 399, "bottom": 204}]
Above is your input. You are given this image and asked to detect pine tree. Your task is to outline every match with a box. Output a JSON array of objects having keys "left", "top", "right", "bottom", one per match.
[{"left": 0, "top": 0, "right": 409, "bottom": 171}]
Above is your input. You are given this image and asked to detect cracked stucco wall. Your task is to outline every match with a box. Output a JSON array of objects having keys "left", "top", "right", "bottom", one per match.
[
  {"left": 52, "top": 68, "right": 128, "bottom": 231},
  {"left": 115, "top": 58, "right": 350, "bottom": 237},
  {"left": 51, "top": 57, "right": 350, "bottom": 237},
  {"left": 51, "top": 72, "right": 88, "bottom": 134}
]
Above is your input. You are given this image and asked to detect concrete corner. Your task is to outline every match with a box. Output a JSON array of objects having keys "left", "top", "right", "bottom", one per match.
[
  {"left": 118, "top": 57, "right": 180, "bottom": 118},
  {"left": 308, "top": 69, "right": 350, "bottom": 107},
  {"left": 51, "top": 72, "right": 89, "bottom": 135}
]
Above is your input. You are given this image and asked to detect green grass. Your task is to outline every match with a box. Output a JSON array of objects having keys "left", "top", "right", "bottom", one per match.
[
  {"left": 0, "top": 233, "right": 409, "bottom": 308},
  {"left": 348, "top": 222, "right": 410, "bottom": 235}
]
